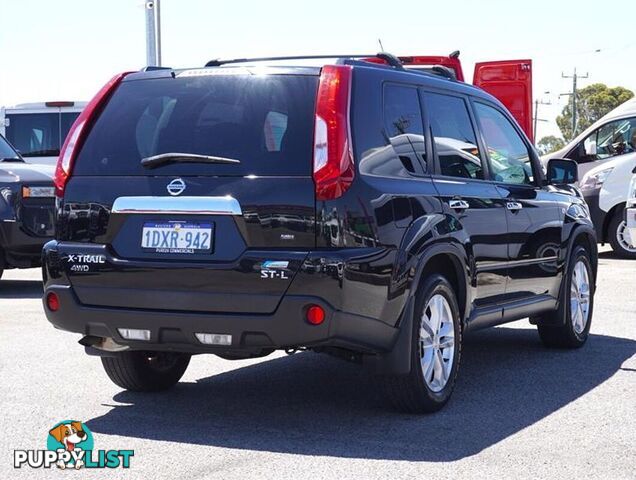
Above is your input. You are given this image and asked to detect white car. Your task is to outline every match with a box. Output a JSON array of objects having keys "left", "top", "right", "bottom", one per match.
[
  {"left": 0, "top": 101, "right": 85, "bottom": 166},
  {"left": 543, "top": 98, "right": 636, "bottom": 179},
  {"left": 579, "top": 153, "right": 636, "bottom": 258}
]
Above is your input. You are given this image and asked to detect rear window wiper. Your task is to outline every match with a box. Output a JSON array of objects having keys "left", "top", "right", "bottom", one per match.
[{"left": 141, "top": 152, "right": 241, "bottom": 168}]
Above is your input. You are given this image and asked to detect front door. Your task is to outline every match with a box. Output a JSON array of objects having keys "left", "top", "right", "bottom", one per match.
[{"left": 471, "top": 100, "right": 561, "bottom": 302}]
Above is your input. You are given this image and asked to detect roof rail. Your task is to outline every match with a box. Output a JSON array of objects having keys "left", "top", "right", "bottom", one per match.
[
  {"left": 142, "top": 65, "right": 172, "bottom": 72},
  {"left": 204, "top": 53, "right": 404, "bottom": 69}
]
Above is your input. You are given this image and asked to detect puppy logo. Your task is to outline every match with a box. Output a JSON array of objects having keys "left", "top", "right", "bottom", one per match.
[{"left": 47, "top": 420, "right": 93, "bottom": 470}]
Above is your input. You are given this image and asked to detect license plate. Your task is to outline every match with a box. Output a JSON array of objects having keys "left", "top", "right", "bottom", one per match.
[{"left": 141, "top": 222, "right": 213, "bottom": 253}]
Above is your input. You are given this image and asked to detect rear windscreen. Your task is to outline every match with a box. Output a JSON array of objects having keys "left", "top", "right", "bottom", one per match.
[
  {"left": 6, "top": 112, "right": 80, "bottom": 157},
  {"left": 74, "top": 74, "right": 318, "bottom": 176}
]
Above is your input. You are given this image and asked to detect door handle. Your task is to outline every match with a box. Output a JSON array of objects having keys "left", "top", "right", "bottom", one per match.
[
  {"left": 506, "top": 201, "right": 523, "bottom": 211},
  {"left": 449, "top": 199, "right": 470, "bottom": 210}
]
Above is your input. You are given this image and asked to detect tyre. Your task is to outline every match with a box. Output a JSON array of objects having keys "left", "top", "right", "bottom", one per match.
[
  {"left": 537, "top": 245, "right": 594, "bottom": 348},
  {"left": 101, "top": 351, "right": 191, "bottom": 392},
  {"left": 608, "top": 207, "right": 636, "bottom": 259},
  {"left": 381, "top": 274, "right": 462, "bottom": 413}
]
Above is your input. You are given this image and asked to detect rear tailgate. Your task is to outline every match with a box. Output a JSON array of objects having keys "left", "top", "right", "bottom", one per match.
[{"left": 59, "top": 69, "right": 318, "bottom": 314}]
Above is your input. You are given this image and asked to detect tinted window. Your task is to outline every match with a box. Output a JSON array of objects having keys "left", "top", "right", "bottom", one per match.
[
  {"left": 383, "top": 85, "right": 426, "bottom": 172},
  {"left": 6, "top": 113, "right": 59, "bottom": 157},
  {"left": 425, "top": 92, "right": 483, "bottom": 179},
  {"left": 4, "top": 111, "right": 79, "bottom": 157},
  {"left": 61, "top": 112, "right": 81, "bottom": 144},
  {"left": 474, "top": 102, "right": 534, "bottom": 185},
  {"left": 74, "top": 75, "right": 318, "bottom": 176},
  {"left": 569, "top": 117, "right": 636, "bottom": 163}
]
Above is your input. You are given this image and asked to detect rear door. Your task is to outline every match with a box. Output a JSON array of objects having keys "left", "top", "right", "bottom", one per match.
[
  {"left": 60, "top": 70, "right": 318, "bottom": 314},
  {"left": 423, "top": 90, "right": 509, "bottom": 313},
  {"left": 473, "top": 60, "right": 533, "bottom": 142}
]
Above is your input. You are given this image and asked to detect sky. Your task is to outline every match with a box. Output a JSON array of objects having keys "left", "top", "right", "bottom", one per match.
[{"left": 1, "top": 0, "right": 635, "bottom": 140}]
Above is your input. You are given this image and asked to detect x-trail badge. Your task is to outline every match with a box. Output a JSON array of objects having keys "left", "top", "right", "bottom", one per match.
[{"left": 167, "top": 178, "right": 186, "bottom": 196}]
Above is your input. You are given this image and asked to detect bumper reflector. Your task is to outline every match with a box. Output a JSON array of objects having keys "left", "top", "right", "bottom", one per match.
[
  {"left": 306, "top": 305, "right": 325, "bottom": 325},
  {"left": 118, "top": 328, "right": 151, "bottom": 341},
  {"left": 196, "top": 333, "right": 232, "bottom": 346},
  {"left": 46, "top": 292, "right": 60, "bottom": 312}
]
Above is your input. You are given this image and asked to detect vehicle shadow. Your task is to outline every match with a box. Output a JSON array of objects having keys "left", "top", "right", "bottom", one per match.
[
  {"left": 0, "top": 279, "right": 43, "bottom": 299},
  {"left": 598, "top": 250, "right": 634, "bottom": 260},
  {"left": 86, "top": 327, "right": 635, "bottom": 462}
]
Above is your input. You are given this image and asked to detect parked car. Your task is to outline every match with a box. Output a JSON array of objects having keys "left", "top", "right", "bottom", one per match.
[
  {"left": 0, "top": 101, "right": 85, "bottom": 166},
  {"left": 579, "top": 153, "right": 636, "bottom": 258},
  {"left": 42, "top": 54, "right": 597, "bottom": 413},
  {"left": 0, "top": 134, "right": 55, "bottom": 278},
  {"left": 543, "top": 98, "right": 636, "bottom": 179}
]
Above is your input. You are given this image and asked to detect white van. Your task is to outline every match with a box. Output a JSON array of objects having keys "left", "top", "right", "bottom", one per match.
[
  {"left": 580, "top": 152, "right": 636, "bottom": 258},
  {"left": 0, "top": 101, "right": 85, "bottom": 166},
  {"left": 544, "top": 98, "right": 636, "bottom": 179}
]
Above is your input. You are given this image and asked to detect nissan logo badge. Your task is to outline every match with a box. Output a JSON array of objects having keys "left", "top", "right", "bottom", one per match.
[{"left": 167, "top": 178, "right": 186, "bottom": 196}]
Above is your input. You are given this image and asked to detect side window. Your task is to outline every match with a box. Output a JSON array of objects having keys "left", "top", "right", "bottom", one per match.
[
  {"left": 577, "top": 118, "right": 636, "bottom": 163},
  {"left": 383, "top": 85, "right": 426, "bottom": 172},
  {"left": 425, "top": 92, "right": 483, "bottom": 180},
  {"left": 473, "top": 102, "right": 534, "bottom": 185}
]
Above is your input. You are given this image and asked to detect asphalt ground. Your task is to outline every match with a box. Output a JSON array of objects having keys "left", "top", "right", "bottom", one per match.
[{"left": 1, "top": 246, "right": 634, "bottom": 479}]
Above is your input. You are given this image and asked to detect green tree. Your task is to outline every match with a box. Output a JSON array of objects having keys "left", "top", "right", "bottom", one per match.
[
  {"left": 537, "top": 135, "right": 566, "bottom": 155},
  {"left": 556, "top": 83, "right": 634, "bottom": 141}
]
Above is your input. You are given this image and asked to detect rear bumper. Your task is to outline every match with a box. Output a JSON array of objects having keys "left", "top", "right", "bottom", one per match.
[{"left": 43, "top": 284, "right": 398, "bottom": 354}]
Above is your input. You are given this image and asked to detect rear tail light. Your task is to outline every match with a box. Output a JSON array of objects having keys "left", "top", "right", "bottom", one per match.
[
  {"left": 313, "top": 65, "right": 354, "bottom": 201},
  {"left": 54, "top": 72, "right": 131, "bottom": 197}
]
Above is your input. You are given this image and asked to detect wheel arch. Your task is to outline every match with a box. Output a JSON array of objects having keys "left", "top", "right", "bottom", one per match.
[
  {"left": 412, "top": 247, "right": 469, "bottom": 325},
  {"left": 373, "top": 243, "right": 469, "bottom": 375},
  {"left": 568, "top": 225, "right": 598, "bottom": 282},
  {"left": 601, "top": 201, "right": 625, "bottom": 244}
]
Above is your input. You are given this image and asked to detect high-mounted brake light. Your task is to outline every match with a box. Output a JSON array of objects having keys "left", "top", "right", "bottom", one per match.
[
  {"left": 45, "top": 101, "right": 75, "bottom": 107},
  {"left": 54, "top": 72, "right": 131, "bottom": 197},
  {"left": 313, "top": 65, "right": 354, "bottom": 201}
]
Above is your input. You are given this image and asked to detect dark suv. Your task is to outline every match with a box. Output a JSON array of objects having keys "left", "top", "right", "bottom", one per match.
[
  {"left": 42, "top": 54, "right": 597, "bottom": 412},
  {"left": 0, "top": 134, "right": 55, "bottom": 278}
]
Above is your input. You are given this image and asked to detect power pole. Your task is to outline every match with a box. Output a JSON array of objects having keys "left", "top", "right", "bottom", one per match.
[
  {"left": 533, "top": 95, "right": 551, "bottom": 142},
  {"left": 145, "top": 0, "right": 162, "bottom": 66},
  {"left": 561, "top": 68, "right": 588, "bottom": 138}
]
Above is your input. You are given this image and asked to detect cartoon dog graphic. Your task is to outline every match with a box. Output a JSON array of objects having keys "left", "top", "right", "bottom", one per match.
[{"left": 49, "top": 421, "right": 87, "bottom": 469}]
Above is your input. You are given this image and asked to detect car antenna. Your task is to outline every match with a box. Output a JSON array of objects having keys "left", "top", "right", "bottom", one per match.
[{"left": 378, "top": 38, "right": 386, "bottom": 52}]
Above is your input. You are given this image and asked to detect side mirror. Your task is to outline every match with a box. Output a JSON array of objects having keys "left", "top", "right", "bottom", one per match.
[
  {"left": 547, "top": 158, "right": 578, "bottom": 185},
  {"left": 584, "top": 139, "right": 597, "bottom": 156}
]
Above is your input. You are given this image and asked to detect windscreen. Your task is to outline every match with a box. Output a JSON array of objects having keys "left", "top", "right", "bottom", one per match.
[
  {"left": 74, "top": 74, "right": 318, "bottom": 176},
  {"left": 0, "top": 135, "right": 20, "bottom": 160},
  {"left": 6, "top": 112, "right": 80, "bottom": 157}
]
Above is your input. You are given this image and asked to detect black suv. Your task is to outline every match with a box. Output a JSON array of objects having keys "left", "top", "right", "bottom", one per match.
[
  {"left": 0, "top": 134, "right": 55, "bottom": 278},
  {"left": 42, "top": 54, "right": 597, "bottom": 412}
]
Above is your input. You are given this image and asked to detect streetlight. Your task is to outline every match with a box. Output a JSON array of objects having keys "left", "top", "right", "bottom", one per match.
[{"left": 145, "top": 0, "right": 162, "bottom": 67}]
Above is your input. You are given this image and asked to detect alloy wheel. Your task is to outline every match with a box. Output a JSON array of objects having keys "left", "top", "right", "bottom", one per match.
[
  {"left": 570, "top": 260, "right": 591, "bottom": 334},
  {"left": 419, "top": 294, "right": 456, "bottom": 392}
]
